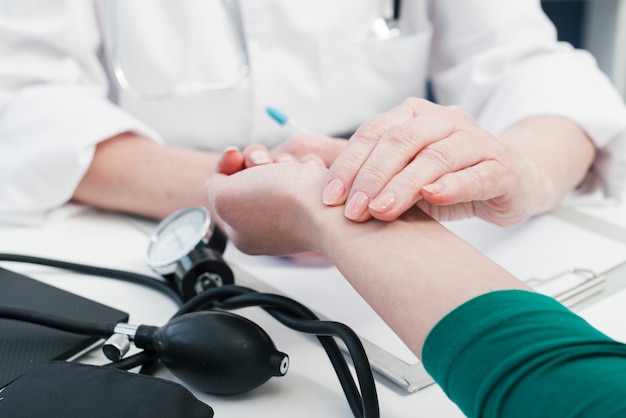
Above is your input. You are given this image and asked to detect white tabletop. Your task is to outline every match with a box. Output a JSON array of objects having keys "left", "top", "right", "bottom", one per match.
[{"left": 1, "top": 203, "right": 625, "bottom": 417}]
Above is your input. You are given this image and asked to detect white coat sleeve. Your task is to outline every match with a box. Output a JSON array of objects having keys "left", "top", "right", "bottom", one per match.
[
  {"left": 428, "top": 0, "right": 626, "bottom": 199},
  {"left": 0, "top": 1, "right": 161, "bottom": 225}
]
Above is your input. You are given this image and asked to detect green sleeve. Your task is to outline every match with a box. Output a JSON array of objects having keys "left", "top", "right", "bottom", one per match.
[{"left": 422, "top": 289, "right": 626, "bottom": 418}]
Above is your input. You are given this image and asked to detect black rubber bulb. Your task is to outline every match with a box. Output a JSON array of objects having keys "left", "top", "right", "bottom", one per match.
[{"left": 134, "top": 311, "right": 289, "bottom": 395}]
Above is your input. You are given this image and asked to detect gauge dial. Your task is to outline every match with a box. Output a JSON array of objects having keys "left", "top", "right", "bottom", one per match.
[{"left": 146, "top": 206, "right": 212, "bottom": 274}]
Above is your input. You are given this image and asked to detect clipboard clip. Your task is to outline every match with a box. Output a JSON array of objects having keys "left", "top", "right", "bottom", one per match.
[{"left": 524, "top": 268, "right": 606, "bottom": 306}]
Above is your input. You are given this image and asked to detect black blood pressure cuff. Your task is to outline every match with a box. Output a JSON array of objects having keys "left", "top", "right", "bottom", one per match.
[{"left": 0, "top": 361, "right": 214, "bottom": 418}]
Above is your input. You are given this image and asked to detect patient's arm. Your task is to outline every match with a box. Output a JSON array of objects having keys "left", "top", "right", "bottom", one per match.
[{"left": 207, "top": 163, "right": 530, "bottom": 357}]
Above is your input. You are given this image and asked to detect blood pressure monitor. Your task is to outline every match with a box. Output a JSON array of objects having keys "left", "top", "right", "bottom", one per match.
[{"left": 146, "top": 206, "right": 234, "bottom": 301}]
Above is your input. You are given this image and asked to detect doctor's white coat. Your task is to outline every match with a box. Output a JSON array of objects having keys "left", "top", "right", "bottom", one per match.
[{"left": 1, "top": 0, "right": 625, "bottom": 224}]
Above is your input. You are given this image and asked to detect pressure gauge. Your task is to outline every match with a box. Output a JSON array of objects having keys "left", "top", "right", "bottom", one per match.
[{"left": 146, "top": 206, "right": 233, "bottom": 301}]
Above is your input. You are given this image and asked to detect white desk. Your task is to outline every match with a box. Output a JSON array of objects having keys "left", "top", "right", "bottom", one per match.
[{"left": 1, "top": 204, "right": 625, "bottom": 417}]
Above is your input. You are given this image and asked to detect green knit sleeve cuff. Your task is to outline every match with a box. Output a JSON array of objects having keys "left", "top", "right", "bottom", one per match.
[{"left": 422, "top": 289, "right": 617, "bottom": 417}]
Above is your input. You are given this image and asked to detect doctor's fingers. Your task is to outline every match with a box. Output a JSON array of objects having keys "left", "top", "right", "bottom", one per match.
[
  {"left": 339, "top": 107, "right": 477, "bottom": 222},
  {"left": 242, "top": 145, "right": 273, "bottom": 167},
  {"left": 273, "top": 152, "right": 326, "bottom": 167},
  {"left": 365, "top": 131, "right": 505, "bottom": 221},
  {"left": 298, "top": 154, "right": 327, "bottom": 167},
  {"left": 217, "top": 147, "right": 245, "bottom": 175},
  {"left": 242, "top": 145, "right": 326, "bottom": 168},
  {"left": 419, "top": 160, "right": 514, "bottom": 206},
  {"left": 416, "top": 164, "right": 536, "bottom": 226},
  {"left": 272, "top": 133, "right": 348, "bottom": 166},
  {"left": 323, "top": 98, "right": 434, "bottom": 207}
]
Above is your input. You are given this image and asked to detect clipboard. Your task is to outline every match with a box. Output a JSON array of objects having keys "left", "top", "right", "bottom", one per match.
[
  {"left": 225, "top": 212, "right": 626, "bottom": 394},
  {"left": 527, "top": 268, "right": 606, "bottom": 307},
  {"left": 349, "top": 269, "right": 607, "bottom": 393}
]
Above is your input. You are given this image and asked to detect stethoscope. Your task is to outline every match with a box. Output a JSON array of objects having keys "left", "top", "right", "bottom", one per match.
[
  {"left": 104, "top": 0, "right": 402, "bottom": 100},
  {"left": 104, "top": 0, "right": 250, "bottom": 100},
  {"left": 370, "top": 0, "right": 402, "bottom": 40},
  {"left": 0, "top": 207, "right": 379, "bottom": 417}
]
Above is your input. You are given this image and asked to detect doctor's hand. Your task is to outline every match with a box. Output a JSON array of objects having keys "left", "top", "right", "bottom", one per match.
[
  {"left": 216, "top": 134, "right": 346, "bottom": 174},
  {"left": 322, "top": 98, "right": 543, "bottom": 227},
  {"left": 208, "top": 163, "right": 328, "bottom": 256},
  {"left": 271, "top": 133, "right": 347, "bottom": 167},
  {"left": 216, "top": 145, "right": 326, "bottom": 175}
]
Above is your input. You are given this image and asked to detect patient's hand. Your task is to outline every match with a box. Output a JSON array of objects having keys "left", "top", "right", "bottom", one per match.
[{"left": 208, "top": 163, "right": 329, "bottom": 256}]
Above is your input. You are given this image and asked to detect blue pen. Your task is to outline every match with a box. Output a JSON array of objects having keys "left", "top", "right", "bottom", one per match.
[{"left": 266, "top": 107, "right": 309, "bottom": 133}]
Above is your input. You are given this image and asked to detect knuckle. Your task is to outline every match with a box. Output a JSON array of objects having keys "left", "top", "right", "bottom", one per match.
[
  {"left": 333, "top": 149, "right": 367, "bottom": 172},
  {"left": 327, "top": 155, "right": 367, "bottom": 184},
  {"left": 464, "top": 168, "right": 493, "bottom": 198},
  {"left": 352, "top": 116, "right": 389, "bottom": 144},
  {"left": 402, "top": 97, "right": 430, "bottom": 112},
  {"left": 444, "top": 105, "right": 478, "bottom": 130},
  {"left": 444, "top": 105, "right": 470, "bottom": 120},
  {"left": 420, "top": 142, "right": 459, "bottom": 171},
  {"left": 394, "top": 172, "right": 427, "bottom": 199},
  {"left": 382, "top": 124, "right": 418, "bottom": 151},
  {"left": 357, "top": 164, "right": 391, "bottom": 186}
]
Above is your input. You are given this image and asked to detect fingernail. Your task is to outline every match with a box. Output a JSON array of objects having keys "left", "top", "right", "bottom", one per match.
[
  {"left": 422, "top": 183, "right": 444, "bottom": 195},
  {"left": 250, "top": 150, "right": 272, "bottom": 165},
  {"left": 369, "top": 192, "right": 396, "bottom": 213},
  {"left": 276, "top": 154, "right": 297, "bottom": 163},
  {"left": 345, "top": 191, "right": 369, "bottom": 220},
  {"left": 322, "top": 178, "right": 346, "bottom": 205}
]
